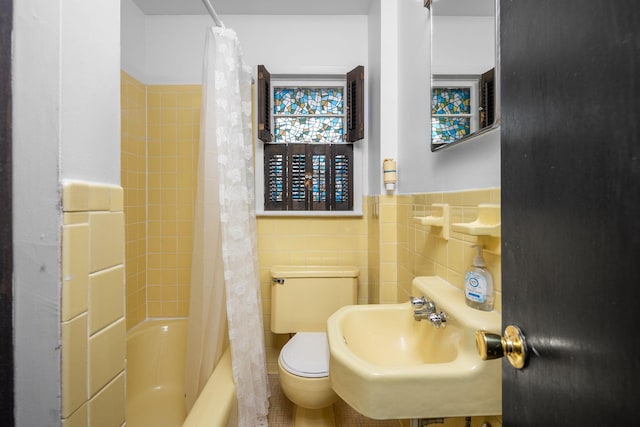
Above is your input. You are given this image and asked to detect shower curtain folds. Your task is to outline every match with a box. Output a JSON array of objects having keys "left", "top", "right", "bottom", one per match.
[{"left": 185, "top": 26, "right": 269, "bottom": 427}]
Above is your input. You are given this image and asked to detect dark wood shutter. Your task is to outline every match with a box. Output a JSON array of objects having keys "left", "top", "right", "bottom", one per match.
[
  {"left": 257, "top": 65, "right": 272, "bottom": 142},
  {"left": 288, "top": 144, "right": 330, "bottom": 211},
  {"left": 264, "top": 144, "right": 353, "bottom": 212},
  {"left": 264, "top": 143, "right": 287, "bottom": 210},
  {"left": 480, "top": 67, "right": 495, "bottom": 129},
  {"left": 331, "top": 144, "right": 353, "bottom": 211},
  {"left": 346, "top": 65, "right": 365, "bottom": 142},
  {"left": 309, "top": 144, "right": 330, "bottom": 211},
  {"left": 288, "top": 144, "right": 307, "bottom": 211}
]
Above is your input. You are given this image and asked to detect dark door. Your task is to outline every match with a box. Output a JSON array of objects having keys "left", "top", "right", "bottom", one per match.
[
  {"left": 0, "top": 0, "right": 13, "bottom": 422},
  {"left": 501, "top": 1, "right": 640, "bottom": 425}
]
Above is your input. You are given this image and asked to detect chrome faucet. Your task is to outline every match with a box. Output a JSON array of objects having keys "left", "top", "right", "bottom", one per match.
[{"left": 409, "top": 296, "right": 447, "bottom": 328}]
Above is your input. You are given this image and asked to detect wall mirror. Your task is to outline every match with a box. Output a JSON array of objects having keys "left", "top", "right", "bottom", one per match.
[{"left": 430, "top": 0, "right": 499, "bottom": 151}]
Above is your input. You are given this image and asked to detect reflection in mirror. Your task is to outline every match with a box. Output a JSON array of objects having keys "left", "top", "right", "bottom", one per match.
[{"left": 430, "top": 0, "right": 498, "bottom": 151}]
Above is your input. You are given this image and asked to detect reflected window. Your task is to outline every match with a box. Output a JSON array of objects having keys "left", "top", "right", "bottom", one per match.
[
  {"left": 431, "top": 78, "right": 478, "bottom": 147},
  {"left": 431, "top": 69, "right": 496, "bottom": 148}
]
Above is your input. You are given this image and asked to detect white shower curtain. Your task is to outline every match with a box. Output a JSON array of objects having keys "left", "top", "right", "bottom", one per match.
[{"left": 184, "top": 26, "right": 269, "bottom": 426}]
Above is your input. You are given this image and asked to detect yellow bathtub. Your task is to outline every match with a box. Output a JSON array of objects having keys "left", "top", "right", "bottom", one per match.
[{"left": 126, "top": 319, "right": 237, "bottom": 427}]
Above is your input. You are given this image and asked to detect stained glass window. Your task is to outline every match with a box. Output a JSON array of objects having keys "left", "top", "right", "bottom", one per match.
[
  {"left": 262, "top": 75, "right": 357, "bottom": 212},
  {"left": 431, "top": 82, "right": 477, "bottom": 146},
  {"left": 274, "top": 88, "right": 343, "bottom": 115},
  {"left": 273, "top": 87, "right": 345, "bottom": 143},
  {"left": 431, "top": 117, "right": 471, "bottom": 145},
  {"left": 274, "top": 117, "right": 344, "bottom": 143},
  {"left": 432, "top": 88, "right": 471, "bottom": 115}
]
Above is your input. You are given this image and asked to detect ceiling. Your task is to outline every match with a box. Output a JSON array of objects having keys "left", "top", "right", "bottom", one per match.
[
  {"left": 432, "top": 0, "right": 495, "bottom": 16},
  {"left": 131, "top": 0, "right": 374, "bottom": 15},
  {"left": 131, "top": 0, "right": 494, "bottom": 17}
]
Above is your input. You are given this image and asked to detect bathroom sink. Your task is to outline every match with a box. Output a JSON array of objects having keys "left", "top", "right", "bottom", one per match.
[
  {"left": 327, "top": 276, "right": 502, "bottom": 420},
  {"left": 337, "top": 303, "right": 461, "bottom": 366}
]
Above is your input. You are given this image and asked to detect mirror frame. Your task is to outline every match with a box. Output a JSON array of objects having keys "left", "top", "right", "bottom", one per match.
[{"left": 429, "top": 0, "right": 501, "bottom": 152}]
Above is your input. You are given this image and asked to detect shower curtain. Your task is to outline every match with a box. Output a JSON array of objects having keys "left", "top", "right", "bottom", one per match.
[{"left": 184, "top": 26, "right": 269, "bottom": 426}]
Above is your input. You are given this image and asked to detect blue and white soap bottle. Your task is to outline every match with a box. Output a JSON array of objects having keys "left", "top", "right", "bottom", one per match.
[{"left": 464, "top": 245, "right": 494, "bottom": 311}]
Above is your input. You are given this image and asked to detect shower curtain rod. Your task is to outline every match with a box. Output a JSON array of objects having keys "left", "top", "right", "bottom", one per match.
[{"left": 201, "top": 0, "right": 225, "bottom": 28}]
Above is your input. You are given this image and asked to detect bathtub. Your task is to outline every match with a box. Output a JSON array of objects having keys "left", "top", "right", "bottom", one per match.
[{"left": 126, "top": 319, "right": 237, "bottom": 427}]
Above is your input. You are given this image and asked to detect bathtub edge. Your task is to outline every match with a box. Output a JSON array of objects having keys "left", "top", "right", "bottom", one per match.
[{"left": 183, "top": 347, "right": 237, "bottom": 427}]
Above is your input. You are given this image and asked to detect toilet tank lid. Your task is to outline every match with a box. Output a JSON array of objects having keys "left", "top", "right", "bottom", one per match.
[{"left": 270, "top": 265, "right": 359, "bottom": 278}]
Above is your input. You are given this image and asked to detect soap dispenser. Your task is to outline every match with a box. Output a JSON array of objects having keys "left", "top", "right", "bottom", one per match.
[{"left": 464, "top": 245, "right": 494, "bottom": 311}]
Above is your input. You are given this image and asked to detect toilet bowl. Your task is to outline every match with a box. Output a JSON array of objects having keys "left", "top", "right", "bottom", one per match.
[
  {"left": 278, "top": 333, "right": 338, "bottom": 426},
  {"left": 270, "top": 265, "right": 359, "bottom": 427}
]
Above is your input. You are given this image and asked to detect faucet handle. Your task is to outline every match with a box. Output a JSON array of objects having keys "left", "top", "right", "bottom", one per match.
[
  {"left": 410, "top": 296, "right": 427, "bottom": 308},
  {"left": 437, "top": 311, "right": 447, "bottom": 327},
  {"left": 428, "top": 311, "right": 447, "bottom": 328}
]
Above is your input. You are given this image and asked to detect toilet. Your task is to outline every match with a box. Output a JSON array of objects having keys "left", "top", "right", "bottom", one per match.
[{"left": 270, "top": 265, "right": 359, "bottom": 427}]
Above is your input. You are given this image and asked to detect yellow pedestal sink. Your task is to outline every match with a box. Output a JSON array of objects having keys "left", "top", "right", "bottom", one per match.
[{"left": 327, "top": 276, "right": 501, "bottom": 420}]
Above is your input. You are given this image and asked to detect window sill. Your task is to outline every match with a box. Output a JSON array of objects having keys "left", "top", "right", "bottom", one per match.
[{"left": 256, "top": 210, "right": 363, "bottom": 218}]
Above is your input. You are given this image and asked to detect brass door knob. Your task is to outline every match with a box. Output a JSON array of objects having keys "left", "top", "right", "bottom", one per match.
[{"left": 476, "top": 325, "right": 528, "bottom": 369}]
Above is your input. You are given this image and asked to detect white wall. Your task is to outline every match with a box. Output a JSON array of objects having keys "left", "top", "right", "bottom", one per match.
[
  {"left": 143, "top": 14, "right": 368, "bottom": 84},
  {"left": 60, "top": 0, "right": 121, "bottom": 184},
  {"left": 367, "top": 0, "right": 382, "bottom": 194},
  {"left": 13, "top": 1, "right": 63, "bottom": 424},
  {"left": 13, "top": 0, "right": 121, "bottom": 424},
  {"left": 396, "top": 1, "right": 500, "bottom": 194},
  {"left": 432, "top": 16, "right": 495, "bottom": 75},
  {"left": 121, "top": 0, "right": 146, "bottom": 81},
  {"left": 376, "top": 0, "right": 400, "bottom": 195},
  {"left": 396, "top": 0, "right": 431, "bottom": 194}
]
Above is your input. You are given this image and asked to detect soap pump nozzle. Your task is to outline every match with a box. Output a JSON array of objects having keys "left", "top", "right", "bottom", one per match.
[{"left": 472, "top": 245, "right": 485, "bottom": 268}]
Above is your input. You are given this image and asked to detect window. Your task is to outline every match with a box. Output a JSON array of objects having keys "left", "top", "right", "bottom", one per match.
[
  {"left": 258, "top": 65, "right": 364, "bottom": 212},
  {"left": 431, "top": 69, "right": 495, "bottom": 148},
  {"left": 431, "top": 77, "right": 478, "bottom": 147}
]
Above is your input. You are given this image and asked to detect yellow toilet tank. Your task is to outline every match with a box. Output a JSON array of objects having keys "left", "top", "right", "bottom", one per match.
[{"left": 270, "top": 265, "right": 359, "bottom": 334}]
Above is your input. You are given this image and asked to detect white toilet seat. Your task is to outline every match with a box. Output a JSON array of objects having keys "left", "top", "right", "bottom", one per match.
[{"left": 279, "top": 332, "right": 330, "bottom": 378}]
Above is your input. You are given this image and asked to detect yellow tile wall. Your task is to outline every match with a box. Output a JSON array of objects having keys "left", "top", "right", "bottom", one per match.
[
  {"left": 395, "top": 189, "right": 502, "bottom": 310},
  {"left": 121, "top": 74, "right": 201, "bottom": 326},
  {"left": 257, "top": 210, "right": 369, "bottom": 372},
  {"left": 61, "top": 181, "right": 126, "bottom": 427},
  {"left": 367, "top": 196, "right": 381, "bottom": 304},
  {"left": 121, "top": 71, "right": 147, "bottom": 329},
  {"left": 379, "top": 195, "right": 399, "bottom": 303},
  {"left": 146, "top": 84, "right": 201, "bottom": 318}
]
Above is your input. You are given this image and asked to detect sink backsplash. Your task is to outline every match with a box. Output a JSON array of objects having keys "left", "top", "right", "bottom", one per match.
[{"left": 367, "top": 188, "right": 502, "bottom": 312}]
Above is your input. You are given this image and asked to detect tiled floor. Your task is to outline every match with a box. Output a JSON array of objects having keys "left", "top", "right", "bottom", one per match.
[{"left": 267, "top": 374, "right": 400, "bottom": 427}]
